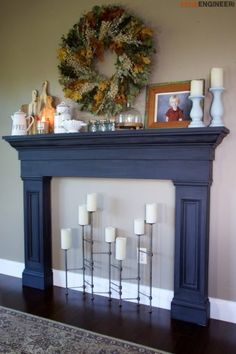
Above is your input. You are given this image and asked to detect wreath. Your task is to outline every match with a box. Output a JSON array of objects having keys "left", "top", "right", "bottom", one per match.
[{"left": 58, "top": 5, "right": 155, "bottom": 116}]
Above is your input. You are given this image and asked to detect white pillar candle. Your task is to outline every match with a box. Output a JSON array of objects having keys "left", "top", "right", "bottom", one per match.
[
  {"left": 87, "top": 193, "right": 97, "bottom": 212},
  {"left": 78, "top": 204, "right": 89, "bottom": 225},
  {"left": 146, "top": 203, "right": 157, "bottom": 224},
  {"left": 115, "top": 237, "right": 127, "bottom": 261},
  {"left": 61, "top": 228, "right": 72, "bottom": 250},
  {"left": 190, "top": 80, "right": 203, "bottom": 96},
  {"left": 134, "top": 218, "right": 145, "bottom": 235},
  {"left": 211, "top": 67, "right": 223, "bottom": 88},
  {"left": 105, "top": 226, "right": 116, "bottom": 243}
]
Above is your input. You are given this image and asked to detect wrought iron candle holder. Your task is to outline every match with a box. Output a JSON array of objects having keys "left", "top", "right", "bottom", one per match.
[
  {"left": 111, "top": 260, "right": 123, "bottom": 306},
  {"left": 92, "top": 240, "right": 113, "bottom": 301},
  {"left": 136, "top": 222, "right": 154, "bottom": 313},
  {"left": 64, "top": 212, "right": 114, "bottom": 300},
  {"left": 63, "top": 249, "right": 69, "bottom": 295},
  {"left": 62, "top": 200, "right": 156, "bottom": 314},
  {"left": 62, "top": 228, "right": 85, "bottom": 296}
]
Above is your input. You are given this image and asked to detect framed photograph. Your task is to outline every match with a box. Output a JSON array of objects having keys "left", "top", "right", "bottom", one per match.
[{"left": 145, "top": 81, "right": 193, "bottom": 128}]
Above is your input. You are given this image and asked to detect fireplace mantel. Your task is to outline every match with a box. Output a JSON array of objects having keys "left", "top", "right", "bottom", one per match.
[{"left": 3, "top": 127, "right": 229, "bottom": 325}]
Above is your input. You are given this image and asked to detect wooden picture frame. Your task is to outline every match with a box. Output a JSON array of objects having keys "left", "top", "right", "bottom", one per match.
[{"left": 145, "top": 81, "right": 192, "bottom": 128}]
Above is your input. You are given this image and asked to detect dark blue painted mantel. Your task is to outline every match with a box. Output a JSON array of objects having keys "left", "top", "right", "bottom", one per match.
[{"left": 3, "top": 127, "right": 229, "bottom": 326}]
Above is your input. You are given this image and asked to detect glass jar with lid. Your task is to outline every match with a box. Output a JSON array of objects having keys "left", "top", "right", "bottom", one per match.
[{"left": 116, "top": 103, "right": 143, "bottom": 129}]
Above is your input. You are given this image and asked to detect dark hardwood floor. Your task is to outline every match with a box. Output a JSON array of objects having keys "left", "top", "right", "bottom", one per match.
[{"left": 0, "top": 274, "right": 236, "bottom": 354}]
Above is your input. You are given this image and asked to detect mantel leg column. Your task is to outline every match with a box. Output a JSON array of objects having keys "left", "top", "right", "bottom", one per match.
[
  {"left": 22, "top": 177, "right": 53, "bottom": 290},
  {"left": 171, "top": 183, "right": 210, "bottom": 326}
]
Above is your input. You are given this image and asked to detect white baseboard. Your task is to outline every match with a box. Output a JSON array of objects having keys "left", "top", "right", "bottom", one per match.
[
  {"left": 0, "top": 258, "right": 24, "bottom": 278},
  {"left": 1, "top": 258, "right": 235, "bottom": 324}
]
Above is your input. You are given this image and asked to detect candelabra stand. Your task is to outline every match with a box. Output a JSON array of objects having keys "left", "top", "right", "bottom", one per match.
[
  {"left": 62, "top": 229, "right": 85, "bottom": 296},
  {"left": 111, "top": 261, "right": 123, "bottom": 306},
  {"left": 136, "top": 234, "right": 142, "bottom": 306},
  {"left": 92, "top": 241, "right": 113, "bottom": 301},
  {"left": 188, "top": 95, "right": 205, "bottom": 128},
  {"left": 111, "top": 256, "right": 139, "bottom": 307},
  {"left": 83, "top": 211, "right": 95, "bottom": 300},
  {"left": 85, "top": 211, "right": 114, "bottom": 301},
  {"left": 137, "top": 222, "right": 154, "bottom": 313},
  {"left": 148, "top": 223, "right": 154, "bottom": 313},
  {"left": 64, "top": 249, "right": 69, "bottom": 295},
  {"left": 209, "top": 87, "right": 225, "bottom": 127}
]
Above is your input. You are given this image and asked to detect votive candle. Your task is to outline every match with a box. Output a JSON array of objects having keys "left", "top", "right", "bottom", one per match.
[
  {"left": 87, "top": 193, "right": 97, "bottom": 212},
  {"left": 134, "top": 218, "right": 145, "bottom": 235},
  {"left": 115, "top": 237, "right": 127, "bottom": 261},
  {"left": 146, "top": 203, "right": 157, "bottom": 224},
  {"left": 211, "top": 67, "right": 223, "bottom": 88},
  {"left": 105, "top": 226, "right": 116, "bottom": 243},
  {"left": 78, "top": 204, "right": 89, "bottom": 225},
  {"left": 61, "top": 228, "right": 72, "bottom": 250}
]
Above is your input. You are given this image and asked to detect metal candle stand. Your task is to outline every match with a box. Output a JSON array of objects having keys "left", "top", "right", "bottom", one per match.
[
  {"left": 83, "top": 211, "right": 95, "bottom": 299},
  {"left": 89, "top": 211, "right": 115, "bottom": 300},
  {"left": 63, "top": 217, "right": 154, "bottom": 313},
  {"left": 110, "top": 259, "right": 138, "bottom": 307},
  {"left": 62, "top": 220, "right": 90, "bottom": 297},
  {"left": 111, "top": 261, "right": 123, "bottom": 306},
  {"left": 92, "top": 240, "right": 113, "bottom": 301},
  {"left": 136, "top": 221, "right": 154, "bottom": 313},
  {"left": 63, "top": 211, "right": 113, "bottom": 300},
  {"left": 63, "top": 249, "right": 69, "bottom": 295},
  {"left": 62, "top": 228, "right": 85, "bottom": 296}
]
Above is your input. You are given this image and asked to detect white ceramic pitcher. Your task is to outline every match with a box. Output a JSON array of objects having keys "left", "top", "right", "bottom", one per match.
[{"left": 11, "top": 110, "right": 34, "bottom": 135}]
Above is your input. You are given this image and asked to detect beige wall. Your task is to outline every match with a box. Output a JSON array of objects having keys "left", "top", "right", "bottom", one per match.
[{"left": 0, "top": 0, "right": 236, "bottom": 301}]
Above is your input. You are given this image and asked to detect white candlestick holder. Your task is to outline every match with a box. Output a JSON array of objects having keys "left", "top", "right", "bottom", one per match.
[
  {"left": 209, "top": 87, "right": 225, "bottom": 127},
  {"left": 188, "top": 95, "right": 205, "bottom": 128}
]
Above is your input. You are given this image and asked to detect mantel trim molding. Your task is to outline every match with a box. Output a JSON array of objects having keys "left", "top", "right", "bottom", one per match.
[{"left": 3, "top": 127, "right": 229, "bottom": 326}]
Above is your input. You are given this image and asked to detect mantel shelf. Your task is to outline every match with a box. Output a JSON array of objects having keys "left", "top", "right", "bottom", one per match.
[
  {"left": 3, "top": 127, "right": 229, "bottom": 149},
  {"left": 3, "top": 126, "right": 229, "bottom": 326}
]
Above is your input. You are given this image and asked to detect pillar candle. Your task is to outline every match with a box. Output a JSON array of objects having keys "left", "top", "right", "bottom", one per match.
[
  {"left": 87, "top": 193, "right": 97, "bottom": 212},
  {"left": 146, "top": 203, "right": 157, "bottom": 224},
  {"left": 115, "top": 237, "right": 127, "bottom": 261},
  {"left": 134, "top": 218, "right": 145, "bottom": 235},
  {"left": 105, "top": 226, "right": 116, "bottom": 243},
  {"left": 210, "top": 67, "right": 223, "bottom": 88},
  {"left": 190, "top": 80, "right": 203, "bottom": 96},
  {"left": 78, "top": 204, "right": 89, "bottom": 225},
  {"left": 61, "top": 228, "right": 72, "bottom": 250}
]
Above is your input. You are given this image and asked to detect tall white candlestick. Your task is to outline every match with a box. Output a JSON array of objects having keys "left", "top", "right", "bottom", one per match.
[
  {"left": 61, "top": 228, "right": 72, "bottom": 250},
  {"left": 105, "top": 226, "right": 116, "bottom": 243},
  {"left": 146, "top": 203, "right": 157, "bottom": 224},
  {"left": 115, "top": 237, "right": 127, "bottom": 260},
  {"left": 190, "top": 80, "right": 203, "bottom": 96},
  {"left": 211, "top": 67, "right": 223, "bottom": 88},
  {"left": 78, "top": 204, "right": 89, "bottom": 225},
  {"left": 134, "top": 218, "right": 145, "bottom": 235},
  {"left": 87, "top": 193, "right": 97, "bottom": 212}
]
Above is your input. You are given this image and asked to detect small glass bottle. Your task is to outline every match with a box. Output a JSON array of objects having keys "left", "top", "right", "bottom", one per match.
[
  {"left": 88, "top": 120, "right": 97, "bottom": 132},
  {"left": 99, "top": 119, "right": 106, "bottom": 132}
]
